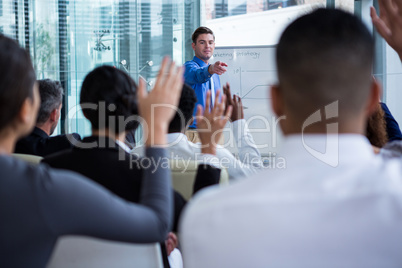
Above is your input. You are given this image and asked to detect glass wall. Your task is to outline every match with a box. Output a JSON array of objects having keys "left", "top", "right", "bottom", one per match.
[
  {"left": 202, "top": 0, "right": 328, "bottom": 47},
  {"left": 0, "top": 0, "right": 199, "bottom": 137},
  {"left": 201, "top": 0, "right": 328, "bottom": 155}
]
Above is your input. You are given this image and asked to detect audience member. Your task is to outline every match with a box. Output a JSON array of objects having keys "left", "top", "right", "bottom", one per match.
[
  {"left": 184, "top": 26, "right": 227, "bottom": 142},
  {"left": 43, "top": 66, "right": 225, "bottom": 234},
  {"left": 131, "top": 83, "right": 263, "bottom": 180},
  {"left": 0, "top": 35, "right": 181, "bottom": 267},
  {"left": 14, "top": 79, "right": 81, "bottom": 156},
  {"left": 372, "top": 2, "right": 402, "bottom": 158},
  {"left": 366, "top": 102, "right": 388, "bottom": 150},
  {"left": 180, "top": 8, "right": 402, "bottom": 267}
]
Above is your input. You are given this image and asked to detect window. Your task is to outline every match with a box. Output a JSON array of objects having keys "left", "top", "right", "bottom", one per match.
[{"left": 0, "top": 0, "right": 199, "bottom": 137}]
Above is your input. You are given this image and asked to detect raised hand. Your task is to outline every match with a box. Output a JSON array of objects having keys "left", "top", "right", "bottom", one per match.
[
  {"left": 196, "top": 90, "right": 232, "bottom": 155},
  {"left": 137, "top": 57, "right": 184, "bottom": 146},
  {"left": 165, "top": 232, "right": 178, "bottom": 256},
  {"left": 223, "top": 82, "right": 244, "bottom": 122},
  {"left": 208, "top": 61, "right": 228, "bottom": 75},
  {"left": 371, "top": 1, "right": 402, "bottom": 59}
]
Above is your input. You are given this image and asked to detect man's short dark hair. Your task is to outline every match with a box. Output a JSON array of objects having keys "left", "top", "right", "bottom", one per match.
[
  {"left": 80, "top": 66, "right": 139, "bottom": 134},
  {"left": 168, "top": 83, "right": 197, "bottom": 133},
  {"left": 276, "top": 8, "right": 374, "bottom": 120},
  {"left": 0, "top": 35, "right": 36, "bottom": 131},
  {"left": 192, "top": 27, "right": 215, "bottom": 44},
  {"left": 36, "top": 79, "right": 64, "bottom": 124}
]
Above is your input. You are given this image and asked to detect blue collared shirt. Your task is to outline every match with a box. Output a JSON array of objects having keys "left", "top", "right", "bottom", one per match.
[{"left": 184, "top": 56, "right": 221, "bottom": 128}]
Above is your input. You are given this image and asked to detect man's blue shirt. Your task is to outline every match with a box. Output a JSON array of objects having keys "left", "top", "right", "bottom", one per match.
[{"left": 184, "top": 56, "right": 221, "bottom": 128}]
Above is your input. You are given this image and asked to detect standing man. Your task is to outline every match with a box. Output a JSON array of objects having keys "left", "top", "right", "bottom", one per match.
[{"left": 184, "top": 26, "right": 228, "bottom": 142}]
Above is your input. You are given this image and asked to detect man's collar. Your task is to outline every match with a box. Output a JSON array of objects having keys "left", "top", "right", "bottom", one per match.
[
  {"left": 193, "top": 56, "right": 208, "bottom": 67},
  {"left": 32, "top": 127, "right": 49, "bottom": 138},
  {"left": 167, "top": 132, "right": 188, "bottom": 143},
  {"left": 280, "top": 134, "right": 375, "bottom": 167}
]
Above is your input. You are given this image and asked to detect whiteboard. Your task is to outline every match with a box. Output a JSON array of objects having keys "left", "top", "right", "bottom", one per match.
[{"left": 211, "top": 46, "right": 283, "bottom": 155}]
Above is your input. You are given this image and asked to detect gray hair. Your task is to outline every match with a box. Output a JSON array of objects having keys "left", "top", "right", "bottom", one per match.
[{"left": 36, "top": 79, "right": 64, "bottom": 124}]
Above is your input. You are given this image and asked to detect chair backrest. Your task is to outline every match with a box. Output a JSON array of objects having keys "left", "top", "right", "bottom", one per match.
[
  {"left": 170, "top": 160, "right": 229, "bottom": 200},
  {"left": 46, "top": 236, "right": 163, "bottom": 268},
  {"left": 12, "top": 153, "right": 43, "bottom": 164}
]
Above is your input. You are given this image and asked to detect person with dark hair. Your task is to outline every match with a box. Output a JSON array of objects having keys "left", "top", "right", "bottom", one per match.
[
  {"left": 43, "top": 64, "right": 227, "bottom": 265},
  {"left": 366, "top": 102, "right": 388, "bottom": 150},
  {"left": 180, "top": 8, "right": 402, "bottom": 267},
  {"left": 184, "top": 26, "right": 228, "bottom": 142},
  {"left": 0, "top": 34, "right": 182, "bottom": 267},
  {"left": 132, "top": 83, "right": 263, "bottom": 180},
  {"left": 14, "top": 79, "right": 81, "bottom": 156}
]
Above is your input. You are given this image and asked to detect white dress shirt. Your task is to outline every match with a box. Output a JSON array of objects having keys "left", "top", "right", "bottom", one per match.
[
  {"left": 132, "top": 119, "right": 263, "bottom": 180},
  {"left": 180, "top": 134, "right": 402, "bottom": 268}
]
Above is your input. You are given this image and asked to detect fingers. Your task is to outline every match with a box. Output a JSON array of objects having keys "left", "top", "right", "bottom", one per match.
[
  {"left": 236, "top": 95, "right": 242, "bottom": 105},
  {"left": 169, "top": 66, "right": 185, "bottom": 105},
  {"left": 225, "top": 83, "right": 233, "bottom": 102},
  {"left": 213, "top": 62, "right": 227, "bottom": 75},
  {"left": 195, "top": 104, "right": 203, "bottom": 119},
  {"left": 382, "top": 0, "right": 398, "bottom": 20},
  {"left": 215, "top": 65, "right": 227, "bottom": 75},
  {"left": 392, "top": 0, "right": 402, "bottom": 16},
  {"left": 204, "top": 90, "right": 211, "bottom": 114},
  {"left": 169, "top": 233, "right": 178, "bottom": 246},
  {"left": 211, "top": 91, "right": 228, "bottom": 121},
  {"left": 223, "top": 83, "right": 228, "bottom": 98},
  {"left": 371, "top": 6, "right": 392, "bottom": 41},
  {"left": 153, "top": 57, "right": 170, "bottom": 90},
  {"left": 136, "top": 78, "right": 147, "bottom": 102},
  {"left": 223, "top": 105, "right": 233, "bottom": 124},
  {"left": 223, "top": 83, "right": 234, "bottom": 109},
  {"left": 213, "top": 90, "right": 223, "bottom": 111},
  {"left": 164, "top": 61, "right": 178, "bottom": 93}
]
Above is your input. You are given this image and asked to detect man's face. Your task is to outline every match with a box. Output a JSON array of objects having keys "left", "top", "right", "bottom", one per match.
[{"left": 192, "top": 33, "right": 215, "bottom": 62}]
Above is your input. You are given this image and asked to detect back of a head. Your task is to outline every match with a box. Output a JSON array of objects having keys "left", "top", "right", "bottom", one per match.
[
  {"left": 0, "top": 35, "right": 36, "bottom": 132},
  {"left": 80, "top": 66, "right": 139, "bottom": 134},
  {"left": 276, "top": 8, "right": 374, "bottom": 121},
  {"left": 169, "top": 83, "right": 197, "bottom": 133},
  {"left": 36, "top": 79, "right": 63, "bottom": 125}
]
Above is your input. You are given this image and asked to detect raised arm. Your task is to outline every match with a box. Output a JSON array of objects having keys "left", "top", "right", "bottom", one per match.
[
  {"left": 184, "top": 61, "right": 228, "bottom": 85},
  {"left": 41, "top": 57, "right": 184, "bottom": 243},
  {"left": 193, "top": 90, "right": 232, "bottom": 193},
  {"left": 184, "top": 61, "right": 211, "bottom": 85},
  {"left": 223, "top": 83, "right": 263, "bottom": 169},
  {"left": 371, "top": 0, "right": 402, "bottom": 60}
]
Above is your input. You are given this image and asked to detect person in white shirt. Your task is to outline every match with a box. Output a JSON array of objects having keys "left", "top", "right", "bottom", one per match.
[
  {"left": 131, "top": 83, "right": 263, "bottom": 180},
  {"left": 179, "top": 8, "right": 402, "bottom": 268}
]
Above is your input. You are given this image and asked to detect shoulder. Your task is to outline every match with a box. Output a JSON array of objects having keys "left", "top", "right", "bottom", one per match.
[
  {"left": 48, "top": 133, "right": 80, "bottom": 144},
  {"left": 184, "top": 60, "right": 199, "bottom": 68},
  {"left": 0, "top": 154, "right": 89, "bottom": 190},
  {"left": 216, "top": 146, "right": 235, "bottom": 159}
]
